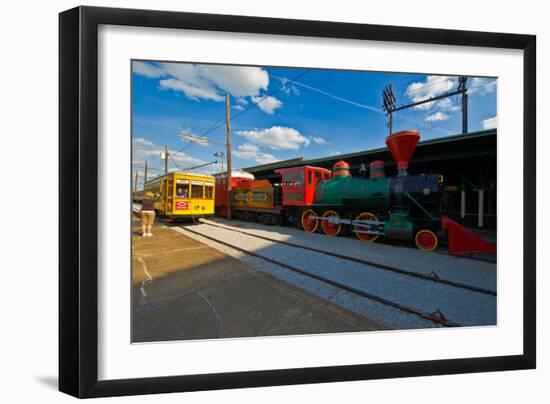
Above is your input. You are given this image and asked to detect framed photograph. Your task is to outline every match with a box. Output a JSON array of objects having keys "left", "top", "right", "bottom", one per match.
[{"left": 59, "top": 6, "right": 536, "bottom": 398}]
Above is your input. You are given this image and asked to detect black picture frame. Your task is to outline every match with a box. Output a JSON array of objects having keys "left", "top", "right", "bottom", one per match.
[{"left": 59, "top": 5, "right": 536, "bottom": 398}]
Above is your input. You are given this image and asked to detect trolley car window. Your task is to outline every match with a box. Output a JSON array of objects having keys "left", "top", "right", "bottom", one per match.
[
  {"left": 176, "top": 179, "right": 189, "bottom": 198},
  {"left": 205, "top": 183, "right": 214, "bottom": 199},
  {"left": 191, "top": 181, "right": 204, "bottom": 198},
  {"left": 308, "top": 170, "right": 313, "bottom": 185},
  {"left": 176, "top": 187, "right": 189, "bottom": 198}
]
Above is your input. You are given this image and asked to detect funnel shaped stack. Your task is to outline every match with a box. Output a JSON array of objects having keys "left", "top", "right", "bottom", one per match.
[{"left": 385, "top": 130, "right": 420, "bottom": 176}]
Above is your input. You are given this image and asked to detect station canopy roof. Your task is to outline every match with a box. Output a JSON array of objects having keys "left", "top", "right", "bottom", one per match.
[{"left": 241, "top": 129, "right": 496, "bottom": 179}]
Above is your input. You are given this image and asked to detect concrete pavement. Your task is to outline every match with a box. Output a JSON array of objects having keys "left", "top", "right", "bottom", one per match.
[{"left": 132, "top": 217, "right": 384, "bottom": 342}]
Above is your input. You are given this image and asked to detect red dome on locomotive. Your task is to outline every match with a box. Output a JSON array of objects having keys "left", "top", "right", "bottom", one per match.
[
  {"left": 369, "top": 160, "right": 385, "bottom": 178},
  {"left": 333, "top": 160, "right": 351, "bottom": 177}
]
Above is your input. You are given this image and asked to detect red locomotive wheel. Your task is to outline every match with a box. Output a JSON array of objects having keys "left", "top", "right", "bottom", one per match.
[
  {"left": 321, "top": 210, "right": 342, "bottom": 236},
  {"left": 300, "top": 209, "right": 319, "bottom": 233},
  {"left": 354, "top": 212, "right": 379, "bottom": 242},
  {"left": 415, "top": 229, "right": 438, "bottom": 252}
]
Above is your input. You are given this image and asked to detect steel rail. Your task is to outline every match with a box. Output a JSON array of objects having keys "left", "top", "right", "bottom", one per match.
[
  {"left": 434, "top": 248, "right": 497, "bottom": 263},
  {"left": 179, "top": 225, "right": 461, "bottom": 328},
  {"left": 197, "top": 220, "right": 497, "bottom": 297}
]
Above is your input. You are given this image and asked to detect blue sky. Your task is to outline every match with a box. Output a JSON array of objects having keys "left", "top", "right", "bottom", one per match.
[{"left": 132, "top": 61, "right": 497, "bottom": 185}]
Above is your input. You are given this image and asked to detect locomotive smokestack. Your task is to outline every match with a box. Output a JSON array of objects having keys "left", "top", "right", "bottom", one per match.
[{"left": 385, "top": 130, "right": 420, "bottom": 176}]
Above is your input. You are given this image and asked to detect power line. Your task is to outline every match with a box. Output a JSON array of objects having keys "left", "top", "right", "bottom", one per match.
[
  {"left": 272, "top": 74, "right": 381, "bottom": 113},
  {"left": 173, "top": 69, "right": 310, "bottom": 156},
  {"left": 396, "top": 76, "right": 491, "bottom": 106},
  {"left": 182, "top": 160, "right": 219, "bottom": 171},
  {"left": 168, "top": 152, "right": 182, "bottom": 170},
  {"left": 228, "top": 69, "right": 310, "bottom": 124},
  {"left": 146, "top": 166, "right": 164, "bottom": 172},
  {"left": 403, "top": 76, "right": 459, "bottom": 95}
]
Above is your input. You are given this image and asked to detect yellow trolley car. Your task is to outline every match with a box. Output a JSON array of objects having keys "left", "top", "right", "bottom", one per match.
[{"left": 142, "top": 171, "right": 215, "bottom": 219}]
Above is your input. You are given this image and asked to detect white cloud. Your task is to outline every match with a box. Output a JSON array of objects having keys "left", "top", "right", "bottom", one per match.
[
  {"left": 251, "top": 95, "right": 283, "bottom": 114},
  {"left": 145, "top": 62, "right": 269, "bottom": 101},
  {"left": 132, "top": 61, "right": 165, "bottom": 78},
  {"left": 436, "top": 98, "right": 461, "bottom": 112},
  {"left": 132, "top": 136, "right": 217, "bottom": 187},
  {"left": 178, "top": 131, "right": 210, "bottom": 146},
  {"left": 279, "top": 78, "right": 301, "bottom": 96},
  {"left": 134, "top": 62, "right": 285, "bottom": 114},
  {"left": 232, "top": 143, "right": 278, "bottom": 164},
  {"left": 237, "top": 126, "right": 310, "bottom": 150},
  {"left": 194, "top": 64, "right": 269, "bottom": 98},
  {"left": 133, "top": 136, "right": 206, "bottom": 172},
  {"left": 159, "top": 78, "right": 224, "bottom": 101},
  {"left": 169, "top": 150, "right": 207, "bottom": 167},
  {"left": 470, "top": 77, "right": 497, "bottom": 94},
  {"left": 232, "top": 105, "right": 245, "bottom": 111},
  {"left": 311, "top": 136, "right": 327, "bottom": 145},
  {"left": 133, "top": 137, "right": 155, "bottom": 148},
  {"left": 482, "top": 116, "right": 497, "bottom": 130},
  {"left": 425, "top": 112, "right": 450, "bottom": 122},
  {"left": 406, "top": 76, "right": 458, "bottom": 110}
]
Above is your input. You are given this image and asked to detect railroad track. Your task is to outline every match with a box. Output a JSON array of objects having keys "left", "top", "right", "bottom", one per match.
[
  {"left": 434, "top": 249, "right": 497, "bottom": 263},
  {"left": 194, "top": 219, "right": 496, "bottom": 297},
  {"left": 179, "top": 223, "right": 460, "bottom": 328}
]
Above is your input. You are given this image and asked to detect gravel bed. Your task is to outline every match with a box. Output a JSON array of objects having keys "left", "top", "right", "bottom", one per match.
[
  {"left": 203, "top": 218, "right": 497, "bottom": 293},
  {"left": 173, "top": 226, "right": 439, "bottom": 330},
  {"left": 175, "top": 224, "right": 496, "bottom": 328}
]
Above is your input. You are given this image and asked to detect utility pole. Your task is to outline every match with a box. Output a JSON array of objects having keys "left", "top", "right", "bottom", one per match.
[
  {"left": 382, "top": 84, "right": 396, "bottom": 135},
  {"left": 144, "top": 160, "right": 148, "bottom": 184},
  {"left": 214, "top": 151, "right": 224, "bottom": 173},
  {"left": 382, "top": 77, "right": 469, "bottom": 134},
  {"left": 225, "top": 94, "right": 233, "bottom": 220},
  {"left": 164, "top": 144, "right": 169, "bottom": 174},
  {"left": 459, "top": 76, "right": 469, "bottom": 134},
  {"left": 134, "top": 169, "right": 139, "bottom": 193}
]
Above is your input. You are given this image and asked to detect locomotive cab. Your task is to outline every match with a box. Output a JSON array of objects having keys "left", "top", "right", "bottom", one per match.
[{"left": 275, "top": 166, "right": 332, "bottom": 206}]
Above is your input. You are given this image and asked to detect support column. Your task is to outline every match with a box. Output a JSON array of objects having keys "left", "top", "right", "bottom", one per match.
[
  {"left": 460, "top": 190, "right": 466, "bottom": 219},
  {"left": 477, "top": 189, "right": 484, "bottom": 228}
]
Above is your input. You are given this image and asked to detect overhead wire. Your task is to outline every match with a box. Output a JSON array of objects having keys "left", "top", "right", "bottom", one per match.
[
  {"left": 272, "top": 74, "right": 381, "bottom": 113},
  {"left": 172, "top": 68, "right": 311, "bottom": 156},
  {"left": 168, "top": 152, "right": 182, "bottom": 170},
  {"left": 213, "top": 69, "right": 308, "bottom": 137},
  {"left": 144, "top": 72, "right": 488, "bottom": 175}
]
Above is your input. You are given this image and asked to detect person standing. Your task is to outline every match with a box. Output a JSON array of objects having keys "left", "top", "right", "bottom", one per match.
[{"left": 141, "top": 192, "right": 158, "bottom": 237}]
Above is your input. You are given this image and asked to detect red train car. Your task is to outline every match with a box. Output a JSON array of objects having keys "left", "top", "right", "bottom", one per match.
[
  {"left": 274, "top": 166, "right": 332, "bottom": 206},
  {"left": 215, "top": 170, "right": 255, "bottom": 217},
  {"left": 215, "top": 165, "right": 332, "bottom": 226}
]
